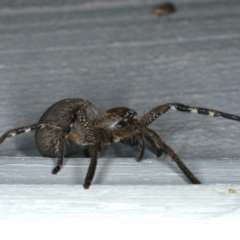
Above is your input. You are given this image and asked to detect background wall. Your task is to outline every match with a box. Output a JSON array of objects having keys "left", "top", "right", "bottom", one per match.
[{"left": 1, "top": 0, "right": 240, "bottom": 160}]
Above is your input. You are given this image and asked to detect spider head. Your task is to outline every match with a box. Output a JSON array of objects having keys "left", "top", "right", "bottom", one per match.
[{"left": 94, "top": 107, "right": 138, "bottom": 130}]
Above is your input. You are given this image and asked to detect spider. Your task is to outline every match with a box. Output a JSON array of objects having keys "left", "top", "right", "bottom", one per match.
[{"left": 0, "top": 98, "right": 240, "bottom": 189}]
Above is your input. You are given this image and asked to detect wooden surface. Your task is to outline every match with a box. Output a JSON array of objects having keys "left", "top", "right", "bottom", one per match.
[
  {"left": 0, "top": 0, "right": 240, "bottom": 238},
  {"left": 0, "top": 157, "right": 240, "bottom": 239},
  {"left": 1, "top": 157, "right": 240, "bottom": 185},
  {"left": 1, "top": 0, "right": 240, "bottom": 160}
]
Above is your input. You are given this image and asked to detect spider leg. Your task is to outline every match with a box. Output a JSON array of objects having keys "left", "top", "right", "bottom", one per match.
[
  {"left": 53, "top": 105, "right": 97, "bottom": 175},
  {"left": 139, "top": 126, "right": 200, "bottom": 184},
  {"left": 83, "top": 142, "right": 101, "bottom": 189},
  {"left": 75, "top": 107, "right": 103, "bottom": 189},
  {"left": 68, "top": 129, "right": 92, "bottom": 146},
  {"left": 140, "top": 103, "right": 240, "bottom": 126},
  {"left": 160, "top": 140, "right": 200, "bottom": 184},
  {"left": 121, "top": 135, "right": 162, "bottom": 159},
  {"left": 52, "top": 115, "right": 76, "bottom": 174},
  {"left": 76, "top": 107, "right": 95, "bottom": 142},
  {"left": 145, "top": 136, "right": 163, "bottom": 158},
  {"left": 0, "top": 122, "right": 60, "bottom": 145},
  {"left": 116, "top": 125, "right": 200, "bottom": 184},
  {"left": 135, "top": 134, "right": 145, "bottom": 161},
  {"left": 120, "top": 134, "right": 145, "bottom": 161}
]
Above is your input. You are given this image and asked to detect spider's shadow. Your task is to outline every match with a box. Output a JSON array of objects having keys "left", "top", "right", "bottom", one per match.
[
  {"left": 16, "top": 135, "right": 189, "bottom": 184},
  {"left": 17, "top": 135, "right": 40, "bottom": 156},
  {"left": 94, "top": 157, "right": 112, "bottom": 185}
]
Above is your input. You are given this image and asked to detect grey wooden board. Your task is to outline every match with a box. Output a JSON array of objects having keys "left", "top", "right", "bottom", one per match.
[
  {"left": 0, "top": 158, "right": 240, "bottom": 239},
  {"left": 1, "top": 184, "right": 240, "bottom": 221},
  {"left": 0, "top": 157, "right": 240, "bottom": 185},
  {"left": 0, "top": 185, "right": 240, "bottom": 240},
  {"left": 0, "top": 0, "right": 240, "bottom": 160}
]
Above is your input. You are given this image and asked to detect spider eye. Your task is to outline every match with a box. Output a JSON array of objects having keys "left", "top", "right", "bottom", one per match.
[
  {"left": 122, "top": 110, "right": 137, "bottom": 124},
  {"left": 113, "top": 108, "right": 137, "bottom": 129},
  {"left": 94, "top": 107, "right": 138, "bottom": 130}
]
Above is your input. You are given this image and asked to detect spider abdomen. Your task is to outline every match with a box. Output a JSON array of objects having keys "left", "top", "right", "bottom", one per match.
[{"left": 35, "top": 98, "right": 98, "bottom": 157}]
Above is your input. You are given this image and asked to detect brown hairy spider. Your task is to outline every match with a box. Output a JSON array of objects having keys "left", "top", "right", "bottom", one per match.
[{"left": 1, "top": 98, "right": 240, "bottom": 189}]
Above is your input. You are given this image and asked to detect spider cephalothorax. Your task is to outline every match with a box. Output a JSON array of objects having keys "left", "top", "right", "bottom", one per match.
[{"left": 1, "top": 98, "right": 240, "bottom": 189}]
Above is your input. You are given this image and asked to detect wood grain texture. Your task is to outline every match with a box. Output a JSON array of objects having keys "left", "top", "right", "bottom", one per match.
[
  {"left": 0, "top": 157, "right": 240, "bottom": 185},
  {"left": 0, "top": 0, "right": 240, "bottom": 237},
  {"left": 0, "top": 184, "right": 240, "bottom": 221},
  {"left": 0, "top": 157, "right": 240, "bottom": 226},
  {"left": 0, "top": 0, "right": 240, "bottom": 160}
]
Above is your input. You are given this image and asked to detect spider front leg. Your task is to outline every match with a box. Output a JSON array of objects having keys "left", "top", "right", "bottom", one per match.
[
  {"left": 140, "top": 126, "right": 200, "bottom": 184},
  {"left": 140, "top": 103, "right": 240, "bottom": 126},
  {"left": 115, "top": 125, "right": 200, "bottom": 184},
  {"left": 160, "top": 141, "right": 200, "bottom": 183}
]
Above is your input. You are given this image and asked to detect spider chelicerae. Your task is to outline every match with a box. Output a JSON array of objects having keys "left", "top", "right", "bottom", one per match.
[{"left": 0, "top": 98, "right": 239, "bottom": 189}]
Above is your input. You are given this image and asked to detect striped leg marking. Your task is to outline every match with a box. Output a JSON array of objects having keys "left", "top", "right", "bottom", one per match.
[
  {"left": 0, "top": 122, "right": 52, "bottom": 144},
  {"left": 140, "top": 103, "right": 240, "bottom": 126},
  {"left": 169, "top": 103, "right": 240, "bottom": 121}
]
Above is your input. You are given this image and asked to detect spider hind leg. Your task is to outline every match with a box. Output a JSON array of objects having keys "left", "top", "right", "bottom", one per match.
[{"left": 0, "top": 123, "right": 51, "bottom": 145}]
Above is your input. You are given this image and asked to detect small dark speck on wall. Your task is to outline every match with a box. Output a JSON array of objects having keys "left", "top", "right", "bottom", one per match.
[{"left": 152, "top": 2, "right": 176, "bottom": 16}]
